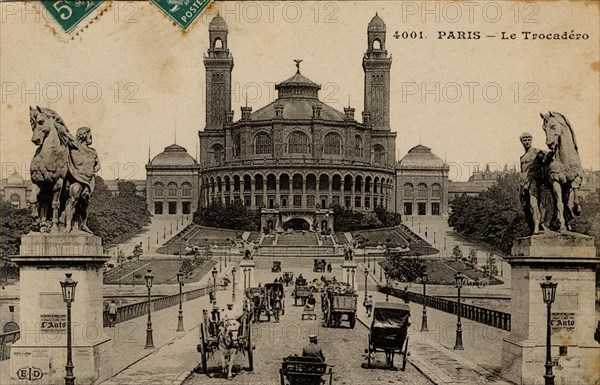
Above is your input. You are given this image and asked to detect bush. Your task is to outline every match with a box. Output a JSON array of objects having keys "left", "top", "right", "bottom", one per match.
[
  {"left": 193, "top": 201, "right": 260, "bottom": 231},
  {"left": 332, "top": 205, "right": 401, "bottom": 232}
]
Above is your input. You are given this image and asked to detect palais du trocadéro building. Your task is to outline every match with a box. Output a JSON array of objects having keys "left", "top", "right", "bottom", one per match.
[{"left": 145, "top": 14, "right": 450, "bottom": 231}]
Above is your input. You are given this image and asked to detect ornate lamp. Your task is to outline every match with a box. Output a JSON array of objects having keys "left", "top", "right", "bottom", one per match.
[
  {"left": 144, "top": 269, "right": 155, "bottom": 349},
  {"left": 211, "top": 267, "right": 218, "bottom": 305},
  {"left": 540, "top": 276, "right": 558, "bottom": 385},
  {"left": 453, "top": 272, "right": 465, "bottom": 350},
  {"left": 176, "top": 270, "right": 185, "bottom": 332},
  {"left": 421, "top": 272, "right": 429, "bottom": 332},
  {"left": 60, "top": 273, "right": 77, "bottom": 385},
  {"left": 384, "top": 270, "right": 390, "bottom": 302},
  {"left": 363, "top": 268, "right": 369, "bottom": 299},
  {"left": 231, "top": 267, "right": 237, "bottom": 301}
]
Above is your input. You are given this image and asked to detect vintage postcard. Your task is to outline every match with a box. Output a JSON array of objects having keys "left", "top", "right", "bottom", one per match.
[{"left": 0, "top": 1, "right": 598, "bottom": 385}]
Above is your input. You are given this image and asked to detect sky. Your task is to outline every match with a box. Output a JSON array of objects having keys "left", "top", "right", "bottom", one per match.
[{"left": 1, "top": 1, "right": 598, "bottom": 182}]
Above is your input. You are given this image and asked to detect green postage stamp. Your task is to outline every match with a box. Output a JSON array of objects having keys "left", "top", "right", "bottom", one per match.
[
  {"left": 39, "top": 1, "right": 107, "bottom": 34},
  {"left": 150, "top": 0, "right": 212, "bottom": 30}
]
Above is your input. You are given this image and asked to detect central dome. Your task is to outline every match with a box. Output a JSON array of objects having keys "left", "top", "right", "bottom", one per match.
[
  {"left": 275, "top": 69, "right": 321, "bottom": 99},
  {"left": 399, "top": 145, "right": 445, "bottom": 168}
]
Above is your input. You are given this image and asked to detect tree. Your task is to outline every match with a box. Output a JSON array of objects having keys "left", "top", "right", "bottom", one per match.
[
  {"left": 87, "top": 177, "right": 151, "bottom": 246},
  {"left": 386, "top": 254, "right": 426, "bottom": 283},
  {"left": 468, "top": 248, "right": 478, "bottom": 269},
  {"left": 194, "top": 201, "right": 260, "bottom": 231},
  {"left": 0, "top": 200, "right": 33, "bottom": 256},
  {"left": 448, "top": 172, "right": 529, "bottom": 254},
  {"left": 482, "top": 253, "right": 499, "bottom": 278}
]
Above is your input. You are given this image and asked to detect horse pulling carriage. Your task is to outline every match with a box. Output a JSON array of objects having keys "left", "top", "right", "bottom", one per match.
[
  {"left": 366, "top": 302, "right": 410, "bottom": 370},
  {"left": 246, "top": 284, "right": 285, "bottom": 322},
  {"left": 313, "top": 259, "right": 327, "bottom": 272},
  {"left": 292, "top": 285, "right": 311, "bottom": 306},
  {"left": 282, "top": 272, "right": 294, "bottom": 286},
  {"left": 279, "top": 355, "right": 333, "bottom": 385},
  {"left": 196, "top": 309, "right": 254, "bottom": 378},
  {"left": 321, "top": 282, "right": 357, "bottom": 328}
]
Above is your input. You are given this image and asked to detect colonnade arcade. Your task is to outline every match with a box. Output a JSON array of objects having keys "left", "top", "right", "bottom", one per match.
[{"left": 202, "top": 171, "right": 393, "bottom": 211}]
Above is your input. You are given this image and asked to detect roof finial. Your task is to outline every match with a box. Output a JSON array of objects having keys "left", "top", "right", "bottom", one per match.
[
  {"left": 293, "top": 59, "right": 303, "bottom": 73},
  {"left": 174, "top": 121, "right": 177, "bottom": 144},
  {"left": 245, "top": 93, "right": 248, "bottom": 108},
  {"left": 348, "top": 95, "right": 351, "bottom": 108},
  {"left": 148, "top": 139, "right": 151, "bottom": 163}
]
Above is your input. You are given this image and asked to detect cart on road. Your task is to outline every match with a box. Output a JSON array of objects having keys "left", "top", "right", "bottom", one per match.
[
  {"left": 366, "top": 302, "right": 410, "bottom": 370},
  {"left": 292, "top": 285, "right": 311, "bottom": 306},
  {"left": 279, "top": 355, "right": 333, "bottom": 385},
  {"left": 321, "top": 283, "right": 357, "bottom": 328}
]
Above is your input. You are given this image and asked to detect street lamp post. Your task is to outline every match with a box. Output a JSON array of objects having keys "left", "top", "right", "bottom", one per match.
[
  {"left": 176, "top": 270, "right": 185, "bottom": 332},
  {"left": 453, "top": 272, "right": 465, "bottom": 350},
  {"left": 384, "top": 270, "right": 390, "bottom": 302},
  {"left": 364, "top": 268, "right": 369, "bottom": 299},
  {"left": 421, "top": 272, "right": 429, "bottom": 332},
  {"left": 211, "top": 267, "right": 218, "bottom": 307},
  {"left": 144, "top": 269, "right": 155, "bottom": 349},
  {"left": 540, "top": 276, "right": 558, "bottom": 385},
  {"left": 219, "top": 255, "right": 222, "bottom": 273},
  {"left": 60, "top": 273, "right": 77, "bottom": 385},
  {"left": 231, "top": 267, "right": 236, "bottom": 301},
  {"left": 351, "top": 268, "right": 355, "bottom": 289}
]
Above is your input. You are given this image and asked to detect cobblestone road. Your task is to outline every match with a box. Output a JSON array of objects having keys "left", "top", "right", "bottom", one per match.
[{"left": 183, "top": 257, "right": 433, "bottom": 385}]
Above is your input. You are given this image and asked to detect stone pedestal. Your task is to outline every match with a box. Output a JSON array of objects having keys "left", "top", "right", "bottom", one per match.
[
  {"left": 239, "top": 259, "right": 256, "bottom": 288},
  {"left": 500, "top": 233, "right": 600, "bottom": 385},
  {"left": 10, "top": 233, "right": 112, "bottom": 385},
  {"left": 341, "top": 260, "right": 358, "bottom": 291}
]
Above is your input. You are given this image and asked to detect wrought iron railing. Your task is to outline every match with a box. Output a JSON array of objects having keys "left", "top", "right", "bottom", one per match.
[
  {"left": 379, "top": 285, "right": 511, "bottom": 331},
  {"left": 102, "top": 285, "right": 219, "bottom": 327}
]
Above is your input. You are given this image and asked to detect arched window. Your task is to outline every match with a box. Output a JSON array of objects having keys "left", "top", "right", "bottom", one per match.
[
  {"left": 288, "top": 131, "right": 309, "bottom": 154},
  {"left": 432, "top": 183, "right": 441, "bottom": 198},
  {"left": 354, "top": 135, "right": 363, "bottom": 157},
  {"left": 417, "top": 183, "right": 427, "bottom": 199},
  {"left": 212, "top": 144, "right": 224, "bottom": 164},
  {"left": 168, "top": 182, "right": 177, "bottom": 197},
  {"left": 233, "top": 134, "right": 241, "bottom": 158},
  {"left": 213, "top": 38, "right": 223, "bottom": 50},
  {"left": 182, "top": 182, "right": 192, "bottom": 197},
  {"left": 372, "top": 39, "right": 381, "bottom": 50},
  {"left": 10, "top": 194, "right": 20, "bottom": 209},
  {"left": 154, "top": 183, "right": 164, "bottom": 198},
  {"left": 323, "top": 132, "right": 341, "bottom": 155},
  {"left": 403, "top": 183, "right": 414, "bottom": 198},
  {"left": 254, "top": 132, "right": 272, "bottom": 155},
  {"left": 372, "top": 144, "right": 385, "bottom": 165}
]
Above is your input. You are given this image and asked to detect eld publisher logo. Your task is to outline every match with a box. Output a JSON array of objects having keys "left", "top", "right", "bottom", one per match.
[{"left": 17, "top": 367, "right": 43, "bottom": 381}]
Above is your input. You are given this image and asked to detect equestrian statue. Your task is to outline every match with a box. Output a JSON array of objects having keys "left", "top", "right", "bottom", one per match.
[
  {"left": 29, "top": 106, "right": 100, "bottom": 234},
  {"left": 520, "top": 112, "right": 583, "bottom": 234}
]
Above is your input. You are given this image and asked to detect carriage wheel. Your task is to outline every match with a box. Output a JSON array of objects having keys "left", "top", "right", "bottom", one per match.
[
  {"left": 349, "top": 314, "right": 356, "bottom": 329},
  {"left": 401, "top": 336, "right": 409, "bottom": 372},
  {"left": 199, "top": 326, "right": 208, "bottom": 373},
  {"left": 247, "top": 321, "right": 254, "bottom": 371}
]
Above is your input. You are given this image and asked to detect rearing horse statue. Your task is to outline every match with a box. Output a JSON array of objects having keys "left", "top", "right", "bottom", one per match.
[
  {"left": 29, "top": 106, "right": 98, "bottom": 233},
  {"left": 540, "top": 111, "right": 583, "bottom": 232}
]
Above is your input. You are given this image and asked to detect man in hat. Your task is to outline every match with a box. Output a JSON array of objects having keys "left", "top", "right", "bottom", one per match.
[
  {"left": 222, "top": 303, "right": 236, "bottom": 323},
  {"left": 364, "top": 295, "right": 373, "bottom": 317},
  {"left": 302, "top": 334, "right": 325, "bottom": 362}
]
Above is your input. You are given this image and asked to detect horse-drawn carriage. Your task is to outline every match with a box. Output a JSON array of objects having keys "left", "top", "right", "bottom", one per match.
[
  {"left": 279, "top": 355, "right": 333, "bottom": 385},
  {"left": 292, "top": 285, "right": 311, "bottom": 306},
  {"left": 313, "top": 259, "right": 327, "bottom": 272},
  {"left": 196, "top": 309, "right": 254, "bottom": 378},
  {"left": 366, "top": 302, "right": 410, "bottom": 370},
  {"left": 272, "top": 261, "right": 282, "bottom": 272},
  {"left": 321, "top": 282, "right": 357, "bottom": 328},
  {"left": 282, "top": 271, "right": 294, "bottom": 286},
  {"left": 246, "top": 284, "right": 285, "bottom": 322}
]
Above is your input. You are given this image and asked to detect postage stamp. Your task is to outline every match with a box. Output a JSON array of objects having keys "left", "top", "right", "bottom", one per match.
[
  {"left": 150, "top": 0, "right": 212, "bottom": 30},
  {"left": 39, "top": 0, "right": 106, "bottom": 34}
]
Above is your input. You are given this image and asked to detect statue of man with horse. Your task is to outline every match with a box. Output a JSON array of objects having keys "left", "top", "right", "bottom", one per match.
[
  {"left": 520, "top": 112, "right": 583, "bottom": 234},
  {"left": 29, "top": 106, "right": 100, "bottom": 234}
]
